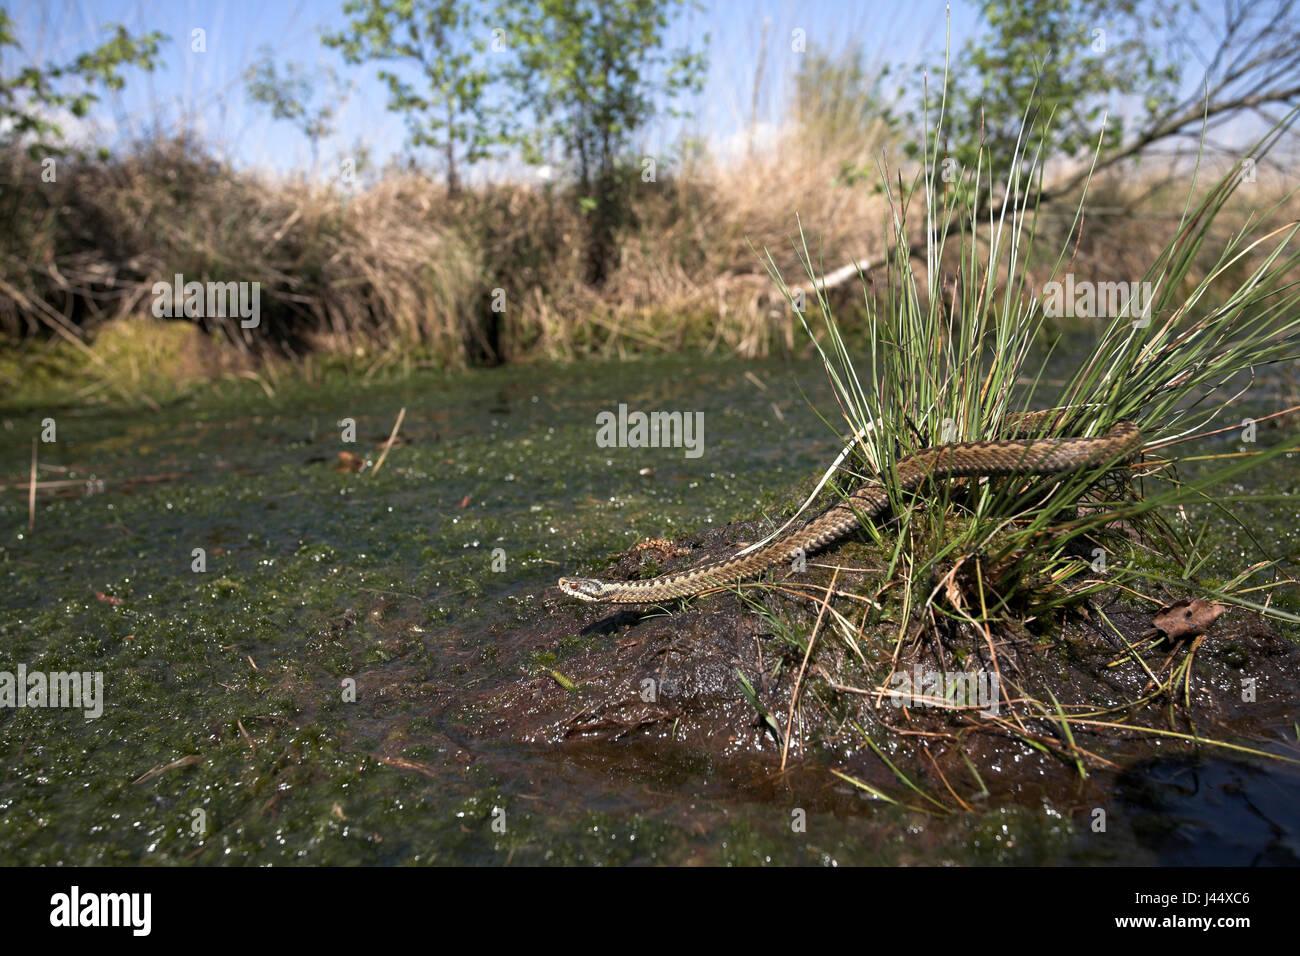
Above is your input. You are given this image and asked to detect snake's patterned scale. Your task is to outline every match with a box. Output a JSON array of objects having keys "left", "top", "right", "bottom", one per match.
[{"left": 558, "top": 411, "right": 1143, "bottom": 604}]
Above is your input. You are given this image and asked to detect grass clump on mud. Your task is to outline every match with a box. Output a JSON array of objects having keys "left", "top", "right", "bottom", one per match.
[{"left": 528, "top": 104, "right": 1300, "bottom": 811}]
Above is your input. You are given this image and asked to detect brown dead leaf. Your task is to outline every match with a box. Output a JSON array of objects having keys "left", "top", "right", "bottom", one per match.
[
  {"left": 1152, "top": 598, "right": 1226, "bottom": 641},
  {"left": 333, "top": 451, "right": 367, "bottom": 473}
]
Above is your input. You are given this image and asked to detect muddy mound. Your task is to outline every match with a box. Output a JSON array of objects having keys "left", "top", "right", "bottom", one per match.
[{"left": 474, "top": 527, "right": 1300, "bottom": 809}]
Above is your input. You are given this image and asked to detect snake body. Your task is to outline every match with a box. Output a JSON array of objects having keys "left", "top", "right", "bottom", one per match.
[{"left": 558, "top": 412, "right": 1143, "bottom": 604}]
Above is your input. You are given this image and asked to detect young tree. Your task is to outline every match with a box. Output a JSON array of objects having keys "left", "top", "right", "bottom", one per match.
[
  {"left": 244, "top": 46, "right": 351, "bottom": 173},
  {"left": 928, "top": 1, "right": 1177, "bottom": 179},
  {"left": 808, "top": 0, "right": 1300, "bottom": 302},
  {"left": 323, "top": 0, "right": 498, "bottom": 194},
  {"left": 497, "top": 0, "right": 707, "bottom": 284},
  {"left": 917, "top": 0, "right": 1300, "bottom": 201},
  {"left": 0, "top": 9, "right": 166, "bottom": 159}
]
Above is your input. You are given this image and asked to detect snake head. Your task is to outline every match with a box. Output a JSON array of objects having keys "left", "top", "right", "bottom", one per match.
[{"left": 558, "top": 577, "right": 605, "bottom": 602}]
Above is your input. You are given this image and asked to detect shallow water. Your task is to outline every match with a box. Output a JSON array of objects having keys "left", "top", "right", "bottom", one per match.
[{"left": 1, "top": 353, "right": 1297, "bottom": 864}]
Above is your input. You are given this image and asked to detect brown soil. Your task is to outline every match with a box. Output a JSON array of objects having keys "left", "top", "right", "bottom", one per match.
[{"left": 469, "top": 523, "right": 1300, "bottom": 810}]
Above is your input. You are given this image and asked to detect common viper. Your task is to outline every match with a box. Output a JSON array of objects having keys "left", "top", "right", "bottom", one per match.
[{"left": 558, "top": 411, "right": 1143, "bottom": 604}]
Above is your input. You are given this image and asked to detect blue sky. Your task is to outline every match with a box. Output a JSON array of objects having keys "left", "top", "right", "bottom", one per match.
[{"left": 6, "top": 0, "right": 983, "bottom": 178}]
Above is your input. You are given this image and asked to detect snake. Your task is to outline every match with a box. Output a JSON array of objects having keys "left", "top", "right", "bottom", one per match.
[{"left": 557, "top": 411, "right": 1143, "bottom": 604}]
